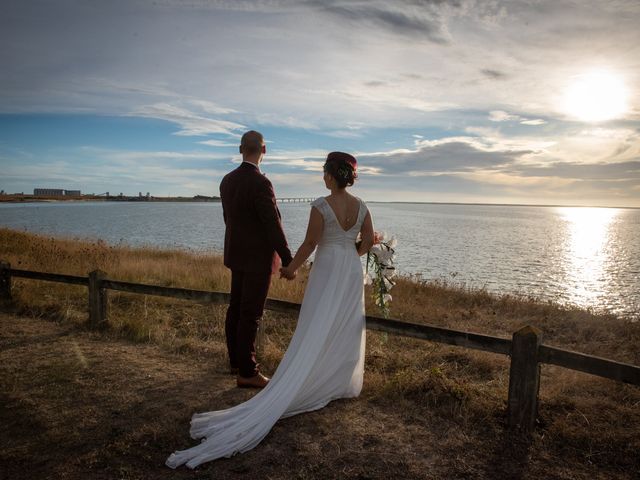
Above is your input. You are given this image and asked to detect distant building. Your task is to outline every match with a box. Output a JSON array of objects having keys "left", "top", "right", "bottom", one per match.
[
  {"left": 34, "top": 188, "right": 82, "bottom": 196},
  {"left": 34, "top": 188, "right": 64, "bottom": 196}
]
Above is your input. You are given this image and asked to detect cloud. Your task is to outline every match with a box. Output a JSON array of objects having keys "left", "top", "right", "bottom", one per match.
[
  {"left": 358, "top": 137, "right": 532, "bottom": 176},
  {"left": 481, "top": 69, "right": 508, "bottom": 80},
  {"left": 489, "top": 111, "right": 547, "bottom": 126},
  {"left": 3, "top": 0, "right": 639, "bottom": 127},
  {"left": 509, "top": 160, "right": 640, "bottom": 181},
  {"left": 188, "top": 99, "right": 238, "bottom": 115},
  {"left": 252, "top": 113, "right": 317, "bottom": 130},
  {"left": 458, "top": 170, "right": 575, "bottom": 189},
  {"left": 364, "top": 81, "right": 387, "bottom": 88},
  {"left": 542, "top": 127, "right": 640, "bottom": 165},
  {"left": 323, "top": 130, "right": 365, "bottom": 139},
  {"left": 264, "top": 150, "right": 328, "bottom": 170},
  {"left": 348, "top": 127, "right": 640, "bottom": 206},
  {"left": 309, "top": 0, "right": 455, "bottom": 44},
  {"left": 130, "top": 103, "right": 245, "bottom": 137},
  {"left": 199, "top": 139, "right": 238, "bottom": 147},
  {"left": 489, "top": 110, "right": 519, "bottom": 122}
]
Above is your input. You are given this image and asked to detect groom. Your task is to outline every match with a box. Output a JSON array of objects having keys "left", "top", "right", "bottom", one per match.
[{"left": 219, "top": 130, "right": 294, "bottom": 389}]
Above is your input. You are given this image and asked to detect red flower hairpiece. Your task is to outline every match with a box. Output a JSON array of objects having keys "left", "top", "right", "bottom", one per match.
[{"left": 326, "top": 151, "right": 357, "bottom": 178}]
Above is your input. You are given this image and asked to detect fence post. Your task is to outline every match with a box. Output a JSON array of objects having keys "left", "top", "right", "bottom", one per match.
[
  {"left": 0, "top": 261, "right": 11, "bottom": 301},
  {"left": 88, "top": 270, "right": 108, "bottom": 329},
  {"left": 508, "top": 325, "right": 542, "bottom": 432}
]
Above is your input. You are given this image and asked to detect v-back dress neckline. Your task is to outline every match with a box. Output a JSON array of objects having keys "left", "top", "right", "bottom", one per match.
[{"left": 322, "top": 197, "right": 361, "bottom": 232}]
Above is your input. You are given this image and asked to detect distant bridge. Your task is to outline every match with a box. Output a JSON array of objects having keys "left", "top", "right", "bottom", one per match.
[{"left": 276, "top": 197, "right": 315, "bottom": 203}]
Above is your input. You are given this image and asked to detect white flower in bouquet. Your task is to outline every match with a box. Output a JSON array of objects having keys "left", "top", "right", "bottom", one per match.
[
  {"left": 383, "top": 266, "right": 396, "bottom": 278},
  {"left": 365, "top": 230, "right": 397, "bottom": 318},
  {"left": 374, "top": 249, "right": 393, "bottom": 263}
]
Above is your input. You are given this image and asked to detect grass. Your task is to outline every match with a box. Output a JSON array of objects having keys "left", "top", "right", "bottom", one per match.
[{"left": 1, "top": 227, "right": 639, "bottom": 479}]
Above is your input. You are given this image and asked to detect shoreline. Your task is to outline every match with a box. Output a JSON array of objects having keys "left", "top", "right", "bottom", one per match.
[
  {"left": 0, "top": 226, "right": 636, "bottom": 322},
  {"left": 2, "top": 196, "right": 638, "bottom": 209},
  {"left": 0, "top": 196, "right": 221, "bottom": 203},
  {"left": 369, "top": 200, "right": 640, "bottom": 210},
  {"left": 0, "top": 226, "right": 636, "bottom": 330}
]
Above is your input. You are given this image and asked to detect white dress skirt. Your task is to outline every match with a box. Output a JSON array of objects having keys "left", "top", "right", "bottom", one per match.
[{"left": 166, "top": 197, "right": 368, "bottom": 469}]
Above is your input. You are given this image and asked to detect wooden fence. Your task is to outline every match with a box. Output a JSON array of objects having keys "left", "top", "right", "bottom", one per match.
[{"left": 1, "top": 261, "right": 638, "bottom": 434}]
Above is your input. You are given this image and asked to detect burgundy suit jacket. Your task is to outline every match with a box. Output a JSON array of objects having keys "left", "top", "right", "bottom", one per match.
[{"left": 220, "top": 162, "right": 293, "bottom": 273}]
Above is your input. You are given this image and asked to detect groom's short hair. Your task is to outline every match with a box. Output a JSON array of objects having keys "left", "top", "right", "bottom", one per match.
[{"left": 240, "top": 130, "right": 264, "bottom": 156}]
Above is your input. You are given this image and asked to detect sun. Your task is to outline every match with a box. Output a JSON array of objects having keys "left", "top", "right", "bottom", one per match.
[{"left": 563, "top": 70, "right": 628, "bottom": 122}]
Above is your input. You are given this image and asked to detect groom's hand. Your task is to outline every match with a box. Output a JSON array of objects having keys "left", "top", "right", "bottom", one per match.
[{"left": 279, "top": 266, "right": 296, "bottom": 280}]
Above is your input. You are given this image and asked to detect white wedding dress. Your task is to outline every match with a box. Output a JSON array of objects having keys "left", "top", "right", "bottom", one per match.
[{"left": 166, "top": 196, "right": 368, "bottom": 469}]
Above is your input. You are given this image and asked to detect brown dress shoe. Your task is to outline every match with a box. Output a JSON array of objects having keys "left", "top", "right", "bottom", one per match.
[{"left": 237, "top": 373, "right": 270, "bottom": 389}]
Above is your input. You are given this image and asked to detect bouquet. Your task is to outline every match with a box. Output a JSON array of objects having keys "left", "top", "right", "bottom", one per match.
[{"left": 364, "top": 231, "right": 397, "bottom": 317}]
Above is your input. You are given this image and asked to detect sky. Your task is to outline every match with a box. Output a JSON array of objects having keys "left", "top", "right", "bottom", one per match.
[{"left": 1, "top": 0, "right": 639, "bottom": 207}]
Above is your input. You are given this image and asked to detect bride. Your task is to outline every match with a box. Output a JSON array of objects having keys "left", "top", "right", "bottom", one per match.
[{"left": 166, "top": 151, "right": 375, "bottom": 469}]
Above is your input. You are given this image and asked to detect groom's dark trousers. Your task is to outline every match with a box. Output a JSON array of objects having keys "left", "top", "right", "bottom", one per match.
[{"left": 220, "top": 161, "right": 293, "bottom": 378}]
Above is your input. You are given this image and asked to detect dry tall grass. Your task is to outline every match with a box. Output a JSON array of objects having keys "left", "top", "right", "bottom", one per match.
[
  {"left": 2, "top": 227, "right": 637, "bottom": 363},
  {"left": 1, "top": 227, "right": 639, "bottom": 477}
]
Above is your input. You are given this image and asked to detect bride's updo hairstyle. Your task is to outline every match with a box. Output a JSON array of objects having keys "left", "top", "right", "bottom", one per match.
[{"left": 323, "top": 151, "right": 358, "bottom": 189}]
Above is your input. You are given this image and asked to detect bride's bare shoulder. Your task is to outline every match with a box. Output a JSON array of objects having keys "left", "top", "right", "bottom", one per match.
[{"left": 347, "top": 193, "right": 362, "bottom": 207}]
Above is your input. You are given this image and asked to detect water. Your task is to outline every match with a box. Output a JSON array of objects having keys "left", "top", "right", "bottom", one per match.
[{"left": 1, "top": 201, "right": 638, "bottom": 320}]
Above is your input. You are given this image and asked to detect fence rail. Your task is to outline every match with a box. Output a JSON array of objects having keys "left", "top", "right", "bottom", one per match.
[
  {"left": 1, "top": 261, "right": 638, "bottom": 434},
  {"left": 10, "top": 268, "right": 88, "bottom": 286},
  {"left": 538, "top": 345, "right": 640, "bottom": 385},
  {"left": 103, "top": 279, "right": 230, "bottom": 304},
  {"left": 365, "top": 316, "right": 513, "bottom": 355}
]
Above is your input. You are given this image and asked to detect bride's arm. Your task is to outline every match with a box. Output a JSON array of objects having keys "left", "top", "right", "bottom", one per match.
[
  {"left": 357, "top": 211, "right": 374, "bottom": 256},
  {"left": 284, "top": 207, "right": 324, "bottom": 274}
]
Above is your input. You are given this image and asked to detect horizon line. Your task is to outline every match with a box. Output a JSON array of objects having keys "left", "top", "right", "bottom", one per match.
[
  {"left": 364, "top": 200, "right": 640, "bottom": 210},
  {"left": 1, "top": 192, "right": 638, "bottom": 210}
]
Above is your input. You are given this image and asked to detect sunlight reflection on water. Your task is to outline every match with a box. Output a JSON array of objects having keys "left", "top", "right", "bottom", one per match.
[
  {"left": 557, "top": 207, "right": 619, "bottom": 308},
  {"left": 364, "top": 203, "right": 639, "bottom": 320}
]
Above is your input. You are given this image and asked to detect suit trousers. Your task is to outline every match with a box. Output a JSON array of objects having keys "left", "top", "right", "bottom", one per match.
[{"left": 225, "top": 269, "right": 272, "bottom": 377}]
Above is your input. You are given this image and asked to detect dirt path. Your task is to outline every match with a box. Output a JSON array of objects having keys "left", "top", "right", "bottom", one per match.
[
  {"left": 0, "top": 313, "right": 636, "bottom": 479},
  {"left": 0, "top": 313, "right": 446, "bottom": 479}
]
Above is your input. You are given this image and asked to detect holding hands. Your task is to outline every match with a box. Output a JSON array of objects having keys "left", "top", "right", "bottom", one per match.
[{"left": 280, "top": 264, "right": 297, "bottom": 280}]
